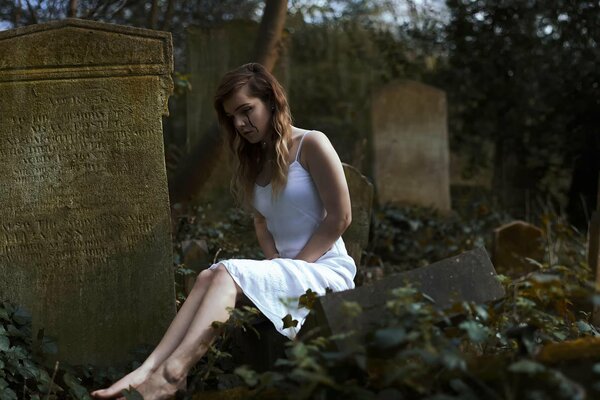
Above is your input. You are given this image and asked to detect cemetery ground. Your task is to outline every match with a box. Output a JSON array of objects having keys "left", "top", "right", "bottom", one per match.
[{"left": 1, "top": 193, "right": 599, "bottom": 400}]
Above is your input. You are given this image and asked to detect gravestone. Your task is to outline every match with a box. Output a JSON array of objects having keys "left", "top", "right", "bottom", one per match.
[
  {"left": 0, "top": 19, "right": 175, "bottom": 366},
  {"left": 301, "top": 247, "right": 504, "bottom": 351},
  {"left": 372, "top": 80, "right": 451, "bottom": 211},
  {"left": 491, "top": 221, "right": 545, "bottom": 278},
  {"left": 341, "top": 163, "right": 373, "bottom": 269}
]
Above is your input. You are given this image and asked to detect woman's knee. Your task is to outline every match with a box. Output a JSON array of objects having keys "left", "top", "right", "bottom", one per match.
[
  {"left": 212, "top": 264, "right": 240, "bottom": 294},
  {"left": 193, "top": 268, "right": 215, "bottom": 289}
]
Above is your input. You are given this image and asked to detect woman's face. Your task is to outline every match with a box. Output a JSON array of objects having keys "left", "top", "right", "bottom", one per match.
[{"left": 223, "top": 84, "right": 273, "bottom": 145}]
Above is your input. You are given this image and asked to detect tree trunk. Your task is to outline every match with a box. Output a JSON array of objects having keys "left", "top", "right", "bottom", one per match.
[
  {"left": 161, "top": 0, "right": 175, "bottom": 31},
  {"left": 168, "top": 0, "right": 288, "bottom": 204},
  {"left": 67, "top": 0, "right": 78, "bottom": 17},
  {"left": 13, "top": 0, "right": 22, "bottom": 26},
  {"left": 147, "top": 0, "right": 159, "bottom": 29},
  {"left": 253, "top": 0, "right": 288, "bottom": 70},
  {"left": 25, "top": 0, "right": 37, "bottom": 24}
]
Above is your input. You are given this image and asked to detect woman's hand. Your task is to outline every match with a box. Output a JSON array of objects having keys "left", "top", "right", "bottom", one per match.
[{"left": 253, "top": 211, "right": 280, "bottom": 259}]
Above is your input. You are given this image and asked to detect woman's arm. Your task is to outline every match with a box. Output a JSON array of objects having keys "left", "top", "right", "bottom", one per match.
[
  {"left": 294, "top": 131, "right": 352, "bottom": 263},
  {"left": 254, "top": 211, "right": 280, "bottom": 259}
]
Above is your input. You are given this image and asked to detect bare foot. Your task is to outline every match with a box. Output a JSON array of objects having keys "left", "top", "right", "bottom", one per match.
[
  {"left": 136, "top": 364, "right": 186, "bottom": 400},
  {"left": 91, "top": 366, "right": 154, "bottom": 399}
]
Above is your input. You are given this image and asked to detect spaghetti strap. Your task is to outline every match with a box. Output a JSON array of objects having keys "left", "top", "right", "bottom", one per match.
[{"left": 295, "top": 131, "right": 311, "bottom": 162}]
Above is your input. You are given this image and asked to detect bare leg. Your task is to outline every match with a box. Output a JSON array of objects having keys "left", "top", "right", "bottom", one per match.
[
  {"left": 91, "top": 268, "right": 218, "bottom": 399},
  {"left": 134, "top": 265, "right": 241, "bottom": 400}
]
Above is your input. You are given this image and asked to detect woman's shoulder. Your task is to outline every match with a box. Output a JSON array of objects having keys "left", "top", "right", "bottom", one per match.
[
  {"left": 296, "top": 129, "right": 338, "bottom": 169},
  {"left": 301, "top": 130, "right": 332, "bottom": 150}
]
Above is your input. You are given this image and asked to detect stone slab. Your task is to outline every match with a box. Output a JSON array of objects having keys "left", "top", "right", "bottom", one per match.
[
  {"left": 372, "top": 80, "right": 450, "bottom": 211},
  {"left": 341, "top": 163, "right": 373, "bottom": 268},
  {"left": 492, "top": 220, "right": 544, "bottom": 278},
  {"left": 301, "top": 247, "right": 504, "bottom": 349},
  {"left": 0, "top": 19, "right": 175, "bottom": 366}
]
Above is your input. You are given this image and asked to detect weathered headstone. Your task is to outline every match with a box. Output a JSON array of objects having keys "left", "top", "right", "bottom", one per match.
[
  {"left": 0, "top": 19, "right": 175, "bottom": 366},
  {"left": 372, "top": 80, "right": 451, "bottom": 211},
  {"left": 301, "top": 248, "right": 504, "bottom": 350},
  {"left": 491, "top": 221, "right": 545, "bottom": 278},
  {"left": 341, "top": 163, "right": 373, "bottom": 269}
]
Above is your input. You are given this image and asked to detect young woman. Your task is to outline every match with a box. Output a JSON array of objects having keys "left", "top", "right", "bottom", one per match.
[{"left": 92, "top": 63, "right": 356, "bottom": 400}]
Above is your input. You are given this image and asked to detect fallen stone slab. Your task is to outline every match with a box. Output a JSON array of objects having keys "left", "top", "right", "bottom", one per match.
[{"left": 301, "top": 247, "right": 505, "bottom": 349}]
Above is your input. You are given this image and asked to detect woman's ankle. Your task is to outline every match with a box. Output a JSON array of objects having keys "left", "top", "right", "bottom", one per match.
[{"left": 162, "top": 358, "right": 188, "bottom": 383}]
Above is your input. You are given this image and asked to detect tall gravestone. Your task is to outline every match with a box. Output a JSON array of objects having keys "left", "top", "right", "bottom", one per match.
[
  {"left": 341, "top": 163, "right": 373, "bottom": 269},
  {"left": 492, "top": 221, "right": 544, "bottom": 278},
  {"left": 372, "top": 81, "right": 451, "bottom": 211},
  {"left": 0, "top": 19, "right": 176, "bottom": 366}
]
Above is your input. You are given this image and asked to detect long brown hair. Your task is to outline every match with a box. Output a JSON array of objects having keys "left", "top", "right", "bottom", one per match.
[{"left": 214, "top": 63, "right": 293, "bottom": 208}]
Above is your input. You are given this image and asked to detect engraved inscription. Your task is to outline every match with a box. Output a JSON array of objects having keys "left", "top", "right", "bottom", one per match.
[{"left": 0, "top": 76, "right": 167, "bottom": 272}]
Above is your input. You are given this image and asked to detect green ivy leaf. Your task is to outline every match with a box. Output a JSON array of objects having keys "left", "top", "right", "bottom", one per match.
[
  {"left": 121, "top": 388, "right": 144, "bottom": 400},
  {"left": 234, "top": 365, "right": 259, "bottom": 387},
  {"left": 0, "top": 336, "right": 9, "bottom": 351},
  {"left": 576, "top": 320, "right": 593, "bottom": 333},
  {"left": 0, "top": 307, "right": 9, "bottom": 321},
  {"left": 459, "top": 321, "right": 489, "bottom": 343},
  {"left": 298, "top": 289, "right": 318, "bottom": 310},
  {"left": 282, "top": 314, "right": 298, "bottom": 329},
  {"left": 372, "top": 327, "right": 407, "bottom": 349},
  {"left": 441, "top": 351, "right": 467, "bottom": 371},
  {"left": 12, "top": 307, "right": 31, "bottom": 326},
  {"left": 508, "top": 359, "right": 546, "bottom": 374},
  {"left": 0, "top": 387, "right": 17, "bottom": 400},
  {"left": 64, "top": 372, "right": 92, "bottom": 400},
  {"left": 341, "top": 301, "right": 362, "bottom": 318}
]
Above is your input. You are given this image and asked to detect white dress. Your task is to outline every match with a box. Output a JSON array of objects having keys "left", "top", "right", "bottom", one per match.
[{"left": 208, "top": 132, "right": 356, "bottom": 339}]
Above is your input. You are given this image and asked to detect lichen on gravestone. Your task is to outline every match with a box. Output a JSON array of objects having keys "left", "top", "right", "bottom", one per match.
[{"left": 0, "top": 19, "right": 175, "bottom": 366}]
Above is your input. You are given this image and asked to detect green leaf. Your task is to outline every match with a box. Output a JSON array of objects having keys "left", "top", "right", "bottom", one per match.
[
  {"left": 12, "top": 307, "right": 31, "bottom": 326},
  {"left": 372, "top": 327, "right": 407, "bottom": 349},
  {"left": 576, "top": 320, "right": 593, "bottom": 333},
  {"left": 508, "top": 359, "right": 546, "bottom": 374},
  {"left": 0, "top": 336, "right": 9, "bottom": 351},
  {"left": 1, "top": 387, "right": 17, "bottom": 400},
  {"left": 298, "top": 289, "right": 318, "bottom": 310},
  {"left": 121, "top": 388, "right": 144, "bottom": 400},
  {"left": 64, "top": 372, "right": 92, "bottom": 400},
  {"left": 341, "top": 301, "right": 362, "bottom": 318},
  {"left": 459, "top": 321, "right": 489, "bottom": 343},
  {"left": 234, "top": 365, "right": 259, "bottom": 387},
  {"left": 41, "top": 336, "right": 58, "bottom": 355},
  {"left": 282, "top": 314, "right": 298, "bottom": 329},
  {"left": 441, "top": 351, "right": 466, "bottom": 371}
]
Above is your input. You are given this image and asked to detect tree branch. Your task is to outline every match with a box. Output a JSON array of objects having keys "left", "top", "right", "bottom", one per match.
[
  {"left": 13, "top": 0, "right": 22, "bottom": 26},
  {"left": 25, "top": 0, "right": 37, "bottom": 24},
  {"left": 147, "top": 0, "right": 159, "bottom": 29},
  {"left": 160, "top": 0, "right": 175, "bottom": 31},
  {"left": 67, "top": 0, "right": 78, "bottom": 17},
  {"left": 253, "top": 0, "right": 288, "bottom": 70}
]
